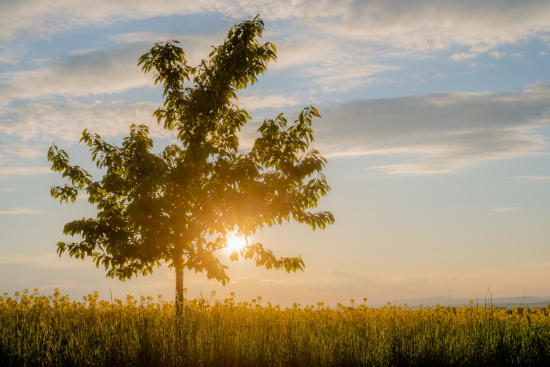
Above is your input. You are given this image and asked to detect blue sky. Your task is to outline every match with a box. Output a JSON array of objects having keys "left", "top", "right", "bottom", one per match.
[{"left": 1, "top": 0, "right": 550, "bottom": 306}]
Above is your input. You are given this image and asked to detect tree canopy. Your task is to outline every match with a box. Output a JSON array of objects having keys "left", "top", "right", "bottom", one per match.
[{"left": 47, "top": 15, "right": 334, "bottom": 303}]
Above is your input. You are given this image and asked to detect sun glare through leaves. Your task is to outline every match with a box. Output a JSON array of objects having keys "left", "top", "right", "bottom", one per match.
[{"left": 226, "top": 236, "right": 246, "bottom": 252}]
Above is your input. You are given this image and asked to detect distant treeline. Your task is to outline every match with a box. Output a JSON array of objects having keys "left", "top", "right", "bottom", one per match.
[{"left": 1, "top": 289, "right": 550, "bottom": 366}]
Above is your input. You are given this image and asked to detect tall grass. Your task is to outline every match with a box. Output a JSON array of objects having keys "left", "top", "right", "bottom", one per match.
[{"left": 1, "top": 289, "right": 549, "bottom": 366}]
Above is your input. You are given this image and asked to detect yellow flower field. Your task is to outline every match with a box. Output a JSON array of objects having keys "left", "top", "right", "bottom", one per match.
[{"left": 1, "top": 289, "right": 549, "bottom": 366}]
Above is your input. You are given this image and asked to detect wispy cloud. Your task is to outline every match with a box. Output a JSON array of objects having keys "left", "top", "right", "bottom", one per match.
[
  {"left": 308, "top": 82, "right": 550, "bottom": 174},
  {"left": 6, "top": 81, "right": 549, "bottom": 175},
  {"left": 0, "top": 253, "right": 83, "bottom": 268},
  {"left": 2, "top": 0, "right": 550, "bottom": 59},
  {"left": 516, "top": 175, "right": 550, "bottom": 180},
  {"left": 0, "top": 1, "right": 217, "bottom": 40},
  {"left": 317, "top": 0, "right": 550, "bottom": 55},
  {"left": 0, "top": 33, "right": 234, "bottom": 108},
  {"left": 490, "top": 207, "right": 521, "bottom": 212},
  {"left": 1, "top": 94, "right": 294, "bottom": 144},
  {"left": 0, "top": 188, "right": 19, "bottom": 191},
  {"left": 450, "top": 52, "right": 477, "bottom": 61},
  {"left": 248, "top": 35, "right": 400, "bottom": 91},
  {"left": 109, "top": 32, "right": 225, "bottom": 67},
  {"left": 303, "top": 60, "right": 400, "bottom": 92},
  {"left": 1, "top": 143, "right": 42, "bottom": 161},
  {"left": 237, "top": 94, "right": 302, "bottom": 110},
  {"left": 0, "top": 44, "right": 28, "bottom": 65},
  {"left": 109, "top": 32, "right": 171, "bottom": 44},
  {"left": 0, "top": 167, "right": 51, "bottom": 176},
  {"left": 0, "top": 100, "right": 167, "bottom": 142},
  {"left": 0, "top": 43, "right": 152, "bottom": 105},
  {"left": 0, "top": 208, "right": 38, "bottom": 214},
  {"left": 489, "top": 51, "right": 506, "bottom": 59},
  {"left": 0, "top": 253, "right": 55, "bottom": 265}
]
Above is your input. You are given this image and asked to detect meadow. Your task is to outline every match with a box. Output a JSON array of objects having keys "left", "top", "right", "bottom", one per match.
[{"left": 1, "top": 289, "right": 550, "bottom": 367}]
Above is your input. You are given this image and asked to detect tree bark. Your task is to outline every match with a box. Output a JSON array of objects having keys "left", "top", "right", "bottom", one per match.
[{"left": 176, "top": 267, "right": 184, "bottom": 317}]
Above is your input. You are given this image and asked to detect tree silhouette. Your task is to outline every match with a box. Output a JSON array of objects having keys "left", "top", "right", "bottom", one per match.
[{"left": 47, "top": 16, "right": 334, "bottom": 312}]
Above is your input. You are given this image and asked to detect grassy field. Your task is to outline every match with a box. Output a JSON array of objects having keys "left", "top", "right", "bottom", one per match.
[{"left": 1, "top": 289, "right": 550, "bottom": 366}]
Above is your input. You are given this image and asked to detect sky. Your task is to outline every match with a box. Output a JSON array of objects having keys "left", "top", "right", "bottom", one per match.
[{"left": 1, "top": 0, "right": 550, "bottom": 307}]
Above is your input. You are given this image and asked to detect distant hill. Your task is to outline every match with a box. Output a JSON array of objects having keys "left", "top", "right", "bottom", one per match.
[{"left": 368, "top": 296, "right": 550, "bottom": 309}]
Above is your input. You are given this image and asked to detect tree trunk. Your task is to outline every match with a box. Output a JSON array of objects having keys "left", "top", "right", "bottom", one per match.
[{"left": 176, "top": 267, "right": 184, "bottom": 317}]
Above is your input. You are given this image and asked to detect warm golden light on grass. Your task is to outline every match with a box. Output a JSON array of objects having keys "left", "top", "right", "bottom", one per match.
[
  {"left": 2, "top": 289, "right": 550, "bottom": 365},
  {"left": 226, "top": 235, "right": 246, "bottom": 252}
]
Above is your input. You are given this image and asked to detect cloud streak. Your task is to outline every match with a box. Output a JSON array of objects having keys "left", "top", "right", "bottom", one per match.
[
  {"left": 0, "top": 100, "right": 165, "bottom": 142},
  {"left": 450, "top": 52, "right": 477, "bottom": 62},
  {"left": 2, "top": 0, "right": 550, "bottom": 57},
  {"left": 516, "top": 175, "right": 550, "bottom": 181},
  {"left": 5, "top": 82, "right": 550, "bottom": 174},
  {"left": 310, "top": 82, "right": 550, "bottom": 173},
  {"left": 0, "top": 31, "right": 398, "bottom": 106},
  {"left": 0, "top": 208, "right": 38, "bottom": 214},
  {"left": 0, "top": 253, "right": 83, "bottom": 268},
  {"left": 317, "top": 0, "right": 550, "bottom": 55},
  {"left": 491, "top": 207, "right": 521, "bottom": 212},
  {"left": 0, "top": 167, "right": 51, "bottom": 176},
  {"left": 237, "top": 94, "right": 302, "bottom": 110},
  {"left": 0, "top": 0, "right": 217, "bottom": 41},
  {"left": 0, "top": 143, "right": 42, "bottom": 163},
  {"left": 3, "top": 1, "right": 548, "bottom": 111},
  {"left": 0, "top": 43, "right": 152, "bottom": 104}
]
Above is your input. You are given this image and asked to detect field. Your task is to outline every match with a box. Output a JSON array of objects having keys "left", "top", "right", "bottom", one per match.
[{"left": 1, "top": 289, "right": 550, "bottom": 367}]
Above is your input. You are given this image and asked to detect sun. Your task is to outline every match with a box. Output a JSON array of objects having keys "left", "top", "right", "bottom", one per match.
[{"left": 226, "top": 235, "right": 246, "bottom": 252}]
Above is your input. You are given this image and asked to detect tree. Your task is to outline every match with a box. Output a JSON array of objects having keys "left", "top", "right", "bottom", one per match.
[{"left": 47, "top": 16, "right": 334, "bottom": 312}]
